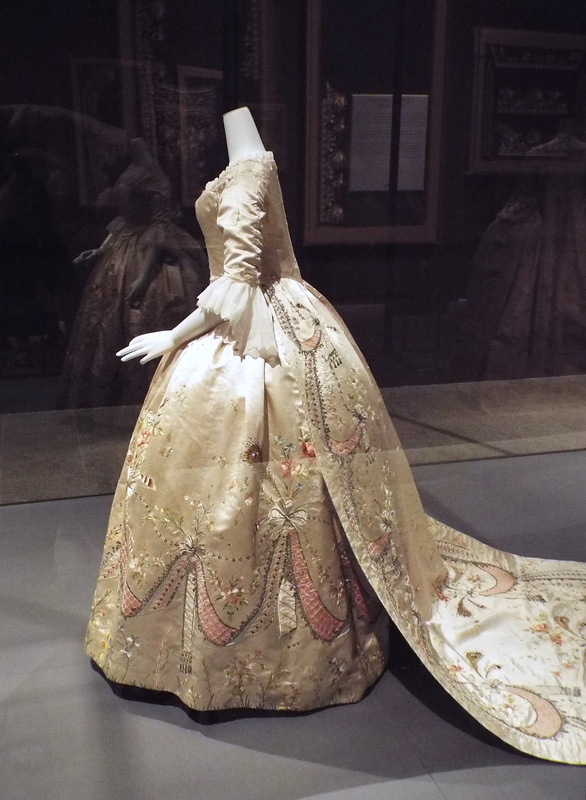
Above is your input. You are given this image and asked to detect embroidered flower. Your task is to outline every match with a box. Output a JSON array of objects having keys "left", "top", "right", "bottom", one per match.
[
  {"left": 121, "top": 633, "right": 140, "bottom": 658},
  {"left": 216, "top": 577, "right": 248, "bottom": 617},
  {"left": 279, "top": 459, "right": 301, "bottom": 479},
  {"left": 328, "top": 582, "right": 346, "bottom": 603},
  {"left": 379, "top": 510, "right": 396, "bottom": 535},
  {"left": 300, "top": 441, "right": 317, "bottom": 459},
  {"left": 531, "top": 622, "right": 549, "bottom": 633},
  {"left": 137, "top": 430, "right": 151, "bottom": 448},
  {"left": 328, "top": 656, "right": 348, "bottom": 679}
]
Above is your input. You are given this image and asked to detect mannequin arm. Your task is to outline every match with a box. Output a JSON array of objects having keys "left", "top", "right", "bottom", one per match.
[
  {"left": 73, "top": 233, "right": 113, "bottom": 265},
  {"left": 117, "top": 306, "right": 222, "bottom": 364}
]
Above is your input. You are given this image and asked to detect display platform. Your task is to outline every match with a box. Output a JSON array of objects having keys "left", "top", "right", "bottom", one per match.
[{"left": 1, "top": 451, "right": 585, "bottom": 800}]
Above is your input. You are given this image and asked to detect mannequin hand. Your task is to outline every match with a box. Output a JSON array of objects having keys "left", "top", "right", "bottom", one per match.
[
  {"left": 117, "top": 331, "right": 176, "bottom": 364},
  {"left": 73, "top": 249, "right": 99, "bottom": 265},
  {"left": 126, "top": 277, "right": 148, "bottom": 306}
]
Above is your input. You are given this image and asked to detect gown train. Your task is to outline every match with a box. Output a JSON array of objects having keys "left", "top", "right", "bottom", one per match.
[{"left": 85, "top": 153, "right": 586, "bottom": 764}]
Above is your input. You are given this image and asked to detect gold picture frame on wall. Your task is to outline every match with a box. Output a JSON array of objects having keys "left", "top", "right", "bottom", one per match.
[
  {"left": 470, "top": 27, "right": 586, "bottom": 174},
  {"left": 304, "top": 0, "right": 448, "bottom": 244}
]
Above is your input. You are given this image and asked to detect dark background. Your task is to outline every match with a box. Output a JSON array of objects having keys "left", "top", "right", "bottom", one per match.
[{"left": 1, "top": 0, "right": 585, "bottom": 410}]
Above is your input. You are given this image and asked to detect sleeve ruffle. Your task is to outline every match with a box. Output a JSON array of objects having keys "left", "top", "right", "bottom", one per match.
[{"left": 198, "top": 274, "right": 279, "bottom": 365}]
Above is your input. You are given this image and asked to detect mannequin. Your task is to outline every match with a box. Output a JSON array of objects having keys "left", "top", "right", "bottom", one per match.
[
  {"left": 224, "top": 106, "right": 267, "bottom": 164},
  {"left": 72, "top": 140, "right": 143, "bottom": 267},
  {"left": 60, "top": 136, "right": 208, "bottom": 407},
  {"left": 118, "top": 107, "right": 265, "bottom": 364},
  {"left": 86, "top": 106, "right": 586, "bottom": 762},
  {"left": 460, "top": 120, "right": 586, "bottom": 380},
  {"left": 73, "top": 138, "right": 155, "bottom": 267}
]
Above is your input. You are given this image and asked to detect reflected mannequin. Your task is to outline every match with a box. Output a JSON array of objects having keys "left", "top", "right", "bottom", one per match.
[
  {"left": 118, "top": 108, "right": 266, "bottom": 365},
  {"left": 461, "top": 120, "right": 586, "bottom": 380},
  {"left": 86, "top": 108, "right": 586, "bottom": 765},
  {"left": 58, "top": 138, "right": 208, "bottom": 408}
]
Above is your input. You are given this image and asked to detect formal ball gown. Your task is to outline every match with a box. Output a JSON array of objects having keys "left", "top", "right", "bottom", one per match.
[
  {"left": 85, "top": 152, "right": 586, "bottom": 764},
  {"left": 461, "top": 138, "right": 586, "bottom": 381},
  {"left": 59, "top": 152, "right": 207, "bottom": 408}
]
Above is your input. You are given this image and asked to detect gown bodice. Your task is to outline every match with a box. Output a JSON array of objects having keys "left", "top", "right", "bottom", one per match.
[{"left": 195, "top": 153, "right": 301, "bottom": 284}]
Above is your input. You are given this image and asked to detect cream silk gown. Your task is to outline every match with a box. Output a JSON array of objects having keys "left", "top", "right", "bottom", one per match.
[{"left": 85, "top": 153, "right": 586, "bottom": 764}]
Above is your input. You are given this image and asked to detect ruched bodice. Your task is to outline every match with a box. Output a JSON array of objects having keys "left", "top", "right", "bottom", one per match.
[
  {"left": 195, "top": 153, "right": 301, "bottom": 284},
  {"left": 193, "top": 153, "right": 303, "bottom": 365}
]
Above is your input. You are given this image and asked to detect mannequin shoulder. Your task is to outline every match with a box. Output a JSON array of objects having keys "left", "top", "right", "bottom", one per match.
[
  {"left": 231, "top": 152, "right": 276, "bottom": 185},
  {"left": 220, "top": 154, "right": 277, "bottom": 205}
]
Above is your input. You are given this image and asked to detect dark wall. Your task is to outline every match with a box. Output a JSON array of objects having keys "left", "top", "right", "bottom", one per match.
[
  {"left": 302, "top": 0, "right": 586, "bottom": 305},
  {"left": 2, "top": 2, "right": 119, "bottom": 106}
]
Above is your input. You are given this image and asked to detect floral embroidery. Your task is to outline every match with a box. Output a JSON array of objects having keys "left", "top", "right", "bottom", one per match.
[
  {"left": 85, "top": 156, "right": 586, "bottom": 762},
  {"left": 121, "top": 632, "right": 140, "bottom": 658},
  {"left": 214, "top": 576, "right": 249, "bottom": 619},
  {"left": 300, "top": 441, "right": 317, "bottom": 459}
]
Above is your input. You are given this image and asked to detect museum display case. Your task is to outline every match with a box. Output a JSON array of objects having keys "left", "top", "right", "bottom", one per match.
[
  {"left": 1, "top": 0, "right": 586, "bottom": 508},
  {"left": 2, "top": 5, "right": 586, "bottom": 789}
]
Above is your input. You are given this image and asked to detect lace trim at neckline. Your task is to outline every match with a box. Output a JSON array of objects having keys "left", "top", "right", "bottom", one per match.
[{"left": 204, "top": 151, "right": 275, "bottom": 192}]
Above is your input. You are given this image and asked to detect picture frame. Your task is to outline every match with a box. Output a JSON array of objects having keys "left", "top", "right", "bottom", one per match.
[
  {"left": 470, "top": 28, "right": 586, "bottom": 174},
  {"left": 304, "top": 0, "right": 448, "bottom": 244}
]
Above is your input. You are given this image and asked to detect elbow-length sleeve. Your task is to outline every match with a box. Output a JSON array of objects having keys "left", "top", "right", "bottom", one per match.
[{"left": 197, "top": 164, "right": 279, "bottom": 364}]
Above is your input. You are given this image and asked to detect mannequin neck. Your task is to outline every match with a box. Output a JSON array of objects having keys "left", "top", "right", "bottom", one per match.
[{"left": 223, "top": 107, "right": 266, "bottom": 165}]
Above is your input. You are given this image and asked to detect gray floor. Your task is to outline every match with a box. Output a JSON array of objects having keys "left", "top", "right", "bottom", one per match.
[{"left": 1, "top": 452, "right": 585, "bottom": 799}]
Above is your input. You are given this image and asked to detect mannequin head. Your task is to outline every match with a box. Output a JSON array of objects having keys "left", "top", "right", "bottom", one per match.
[{"left": 223, "top": 107, "right": 266, "bottom": 164}]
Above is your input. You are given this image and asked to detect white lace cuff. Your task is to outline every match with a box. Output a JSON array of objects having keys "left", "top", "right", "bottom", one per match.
[{"left": 198, "top": 275, "right": 279, "bottom": 365}]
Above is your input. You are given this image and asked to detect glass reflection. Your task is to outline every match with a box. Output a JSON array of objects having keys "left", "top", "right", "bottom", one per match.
[
  {"left": 461, "top": 120, "right": 586, "bottom": 380},
  {"left": 0, "top": 1, "right": 586, "bottom": 415},
  {"left": 59, "top": 137, "right": 207, "bottom": 408}
]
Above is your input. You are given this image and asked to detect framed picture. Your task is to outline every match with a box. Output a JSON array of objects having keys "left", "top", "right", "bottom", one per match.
[
  {"left": 304, "top": 0, "right": 448, "bottom": 244},
  {"left": 470, "top": 28, "right": 586, "bottom": 174}
]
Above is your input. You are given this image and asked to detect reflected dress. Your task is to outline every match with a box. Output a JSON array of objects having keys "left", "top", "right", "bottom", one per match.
[
  {"left": 59, "top": 158, "right": 208, "bottom": 407},
  {"left": 86, "top": 153, "right": 586, "bottom": 764},
  {"left": 462, "top": 141, "right": 586, "bottom": 381}
]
